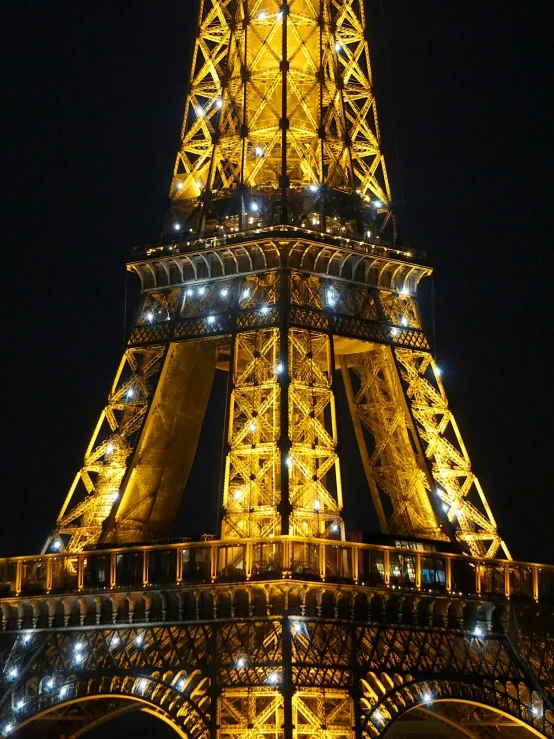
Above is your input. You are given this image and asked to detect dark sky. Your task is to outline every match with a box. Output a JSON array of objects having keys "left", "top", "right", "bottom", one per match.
[{"left": 1, "top": 0, "right": 553, "bottom": 577}]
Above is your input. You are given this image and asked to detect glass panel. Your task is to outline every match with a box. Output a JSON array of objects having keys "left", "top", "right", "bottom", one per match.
[
  {"left": 509, "top": 566, "right": 533, "bottom": 599},
  {"left": 182, "top": 546, "right": 210, "bottom": 582},
  {"left": 116, "top": 552, "right": 143, "bottom": 587},
  {"left": 84, "top": 554, "right": 111, "bottom": 588},
  {"left": 389, "top": 552, "right": 416, "bottom": 586},
  {"left": 538, "top": 568, "right": 554, "bottom": 603},
  {"left": 325, "top": 545, "right": 352, "bottom": 581},
  {"left": 358, "top": 548, "right": 385, "bottom": 586},
  {"left": 450, "top": 558, "right": 477, "bottom": 594},
  {"left": 421, "top": 556, "right": 446, "bottom": 590},
  {"left": 217, "top": 545, "right": 245, "bottom": 580},
  {"left": 148, "top": 549, "right": 177, "bottom": 585},
  {"left": 251, "top": 542, "right": 282, "bottom": 578},
  {"left": 20, "top": 559, "right": 47, "bottom": 595},
  {"left": 291, "top": 542, "right": 320, "bottom": 578},
  {"left": 0, "top": 560, "right": 17, "bottom": 596},
  {"left": 50, "top": 556, "right": 79, "bottom": 593}
]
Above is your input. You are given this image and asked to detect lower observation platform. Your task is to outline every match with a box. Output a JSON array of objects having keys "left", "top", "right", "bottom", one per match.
[
  {"left": 1, "top": 536, "right": 553, "bottom": 608},
  {"left": 1, "top": 537, "right": 553, "bottom": 739}
]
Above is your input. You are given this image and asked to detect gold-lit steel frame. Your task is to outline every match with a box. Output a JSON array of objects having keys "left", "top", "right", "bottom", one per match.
[
  {"left": 221, "top": 325, "right": 343, "bottom": 540},
  {"left": 171, "top": 0, "right": 392, "bottom": 228},
  {"left": 52, "top": 346, "right": 166, "bottom": 553},
  {"left": 50, "top": 256, "right": 508, "bottom": 558}
]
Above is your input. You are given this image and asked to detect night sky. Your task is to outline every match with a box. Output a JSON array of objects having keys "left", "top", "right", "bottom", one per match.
[{"left": 2, "top": 0, "right": 553, "bottom": 606}]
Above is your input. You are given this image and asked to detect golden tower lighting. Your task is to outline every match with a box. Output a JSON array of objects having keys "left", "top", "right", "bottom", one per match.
[
  {"left": 51, "top": 0, "right": 508, "bottom": 561},
  {"left": 1, "top": 5, "right": 553, "bottom": 739}
]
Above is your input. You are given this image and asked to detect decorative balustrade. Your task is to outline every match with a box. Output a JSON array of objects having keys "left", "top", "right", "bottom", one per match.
[{"left": 0, "top": 537, "right": 553, "bottom": 603}]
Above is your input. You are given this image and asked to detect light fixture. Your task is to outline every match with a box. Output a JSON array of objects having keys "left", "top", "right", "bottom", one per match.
[
  {"left": 390, "top": 327, "right": 398, "bottom": 337},
  {"left": 285, "top": 457, "right": 292, "bottom": 468},
  {"left": 134, "top": 634, "right": 143, "bottom": 646},
  {"left": 435, "top": 366, "right": 442, "bottom": 377},
  {"left": 436, "top": 488, "right": 445, "bottom": 498},
  {"left": 59, "top": 685, "right": 68, "bottom": 698},
  {"left": 373, "top": 710, "right": 384, "bottom": 722},
  {"left": 236, "top": 656, "right": 246, "bottom": 669},
  {"left": 473, "top": 626, "right": 483, "bottom": 638},
  {"left": 326, "top": 289, "right": 337, "bottom": 307},
  {"left": 241, "top": 288, "right": 250, "bottom": 300},
  {"left": 126, "top": 388, "right": 134, "bottom": 399},
  {"left": 331, "top": 523, "right": 339, "bottom": 533},
  {"left": 207, "top": 315, "right": 215, "bottom": 324},
  {"left": 275, "top": 362, "right": 283, "bottom": 374},
  {"left": 216, "top": 98, "right": 223, "bottom": 109},
  {"left": 196, "top": 107, "right": 204, "bottom": 118},
  {"left": 21, "top": 633, "right": 32, "bottom": 645},
  {"left": 532, "top": 706, "right": 542, "bottom": 718},
  {"left": 74, "top": 651, "right": 84, "bottom": 664},
  {"left": 175, "top": 181, "right": 183, "bottom": 190},
  {"left": 4, "top": 723, "right": 14, "bottom": 735},
  {"left": 372, "top": 200, "right": 383, "bottom": 208},
  {"left": 138, "top": 678, "right": 148, "bottom": 691},
  {"left": 173, "top": 223, "right": 181, "bottom": 231},
  {"left": 268, "top": 672, "right": 279, "bottom": 685},
  {"left": 314, "top": 500, "right": 321, "bottom": 511},
  {"left": 335, "top": 42, "right": 342, "bottom": 52},
  {"left": 178, "top": 679, "right": 186, "bottom": 691},
  {"left": 401, "top": 316, "right": 408, "bottom": 327},
  {"left": 259, "top": 10, "right": 267, "bottom": 20},
  {"left": 233, "top": 489, "right": 242, "bottom": 501},
  {"left": 292, "top": 621, "right": 302, "bottom": 634},
  {"left": 260, "top": 305, "right": 270, "bottom": 315},
  {"left": 254, "top": 146, "right": 264, "bottom": 157},
  {"left": 366, "top": 230, "right": 372, "bottom": 238},
  {"left": 423, "top": 692, "right": 433, "bottom": 705},
  {"left": 442, "top": 503, "right": 450, "bottom": 513},
  {"left": 197, "top": 286, "right": 206, "bottom": 296},
  {"left": 111, "top": 634, "right": 120, "bottom": 648},
  {"left": 400, "top": 286, "right": 410, "bottom": 296},
  {"left": 146, "top": 312, "right": 154, "bottom": 323},
  {"left": 46, "top": 678, "right": 54, "bottom": 690},
  {"left": 220, "top": 288, "right": 229, "bottom": 298},
  {"left": 251, "top": 202, "right": 259, "bottom": 212},
  {"left": 249, "top": 421, "right": 257, "bottom": 432},
  {"left": 7, "top": 667, "right": 18, "bottom": 680},
  {"left": 309, "top": 184, "right": 318, "bottom": 192}
]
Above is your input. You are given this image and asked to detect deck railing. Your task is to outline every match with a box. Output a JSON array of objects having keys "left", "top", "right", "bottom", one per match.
[{"left": 1, "top": 537, "right": 553, "bottom": 603}]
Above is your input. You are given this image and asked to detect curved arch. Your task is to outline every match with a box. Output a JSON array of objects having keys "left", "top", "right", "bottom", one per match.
[
  {"left": 5, "top": 679, "right": 210, "bottom": 739},
  {"left": 362, "top": 680, "right": 552, "bottom": 739}
]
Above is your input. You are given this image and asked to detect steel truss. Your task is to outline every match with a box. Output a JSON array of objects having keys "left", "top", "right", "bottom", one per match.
[
  {"left": 1, "top": 593, "right": 552, "bottom": 739},
  {"left": 50, "top": 266, "right": 508, "bottom": 558},
  {"left": 169, "top": 0, "right": 393, "bottom": 237},
  {"left": 52, "top": 346, "right": 166, "bottom": 553}
]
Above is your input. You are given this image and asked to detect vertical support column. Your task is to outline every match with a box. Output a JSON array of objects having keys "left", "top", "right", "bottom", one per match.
[
  {"left": 351, "top": 622, "right": 364, "bottom": 739},
  {"left": 142, "top": 550, "right": 149, "bottom": 588},
  {"left": 218, "top": 332, "right": 237, "bottom": 536},
  {"left": 278, "top": 271, "right": 292, "bottom": 534},
  {"left": 280, "top": 2, "right": 289, "bottom": 224},
  {"left": 445, "top": 557, "right": 452, "bottom": 593},
  {"left": 282, "top": 613, "right": 294, "bottom": 739}
]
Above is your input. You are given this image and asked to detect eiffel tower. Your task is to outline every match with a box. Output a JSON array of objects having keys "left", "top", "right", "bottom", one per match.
[{"left": 1, "top": 1, "right": 553, "bottom": 738}]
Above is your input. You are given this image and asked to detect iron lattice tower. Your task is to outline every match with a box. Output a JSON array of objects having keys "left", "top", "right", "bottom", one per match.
[
  {"left": 52, "top": 0, "right": 507, "bottom": 561},
  {"left": 4, "top": 4, "right": 554, "bottom": 739}
]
